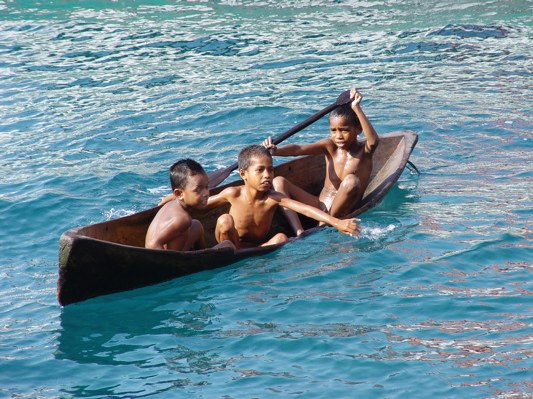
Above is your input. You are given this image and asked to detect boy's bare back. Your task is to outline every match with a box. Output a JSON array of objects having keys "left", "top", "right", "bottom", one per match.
[
  {"left": 146, "top": 159, "right": 212, "bottom": 252},
  {"left": 145, "top": 201, "right": 200, "bottom": 251}
]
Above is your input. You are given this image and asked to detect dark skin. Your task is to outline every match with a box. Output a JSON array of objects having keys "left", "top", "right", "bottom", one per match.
[
  {"left": 146, "top": 172, "right": 209, "bottom": 251},
  {"left": 263, "top": 88, "right": 379, "bottom": 235},
  {"left": 146, "top": 172, "right": 234, "bottom": 251},
  {"left": 207, "top": 154, "right": 360, "bottom": 249}
]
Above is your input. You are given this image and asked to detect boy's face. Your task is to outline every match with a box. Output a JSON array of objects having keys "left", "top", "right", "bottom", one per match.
[
  {"left": 175, "top": 172, "right": 209, "bottom": 209},
  {"left": 240, "top": 155, "right": 274, "bottom": 192},
  {"left": 329, "top": 115, "right": 361, "bottom": 149}
]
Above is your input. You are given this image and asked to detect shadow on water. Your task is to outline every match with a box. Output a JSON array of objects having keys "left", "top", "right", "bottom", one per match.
[
  {"left": 55, "top": 276, "right": 237, "bottom": 395},
  {"left": 56, "top": 277, "right": 219, "bottom": 365},
  {"left": 370, "top": 174, "right": 420, "bottom": 213}
]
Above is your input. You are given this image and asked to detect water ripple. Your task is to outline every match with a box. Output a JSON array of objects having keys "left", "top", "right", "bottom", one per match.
[{"left": 0, "top": 1, "right": 531, "bottom": 398}]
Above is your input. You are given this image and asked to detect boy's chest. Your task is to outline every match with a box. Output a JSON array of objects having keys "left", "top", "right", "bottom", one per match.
[
  {"left": 232, "top": 198, "right": 277, "bottom": 226},
  {"left": 327, "top": 149, "right": 367, "bottom": 177}
]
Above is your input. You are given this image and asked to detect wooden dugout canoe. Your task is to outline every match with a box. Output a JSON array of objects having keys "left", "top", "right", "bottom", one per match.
[{"left": 57, "top": 131, "right": 418, "bottom": 306}]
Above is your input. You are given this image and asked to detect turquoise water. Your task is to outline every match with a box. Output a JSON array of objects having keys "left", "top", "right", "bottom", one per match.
[{"left": 1, "top": 1, "right": 531, "bottom": 398}]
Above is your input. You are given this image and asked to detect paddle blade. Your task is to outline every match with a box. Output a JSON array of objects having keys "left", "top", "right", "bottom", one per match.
[
  {"left": 335, "top": 89, "right": 352, "bottom": 106},
  {"left": 208, "top": 161, "right": 238, "bottom": 189},
  {"left": 271, "top": 89, "right": 353, "bottom": 146}
]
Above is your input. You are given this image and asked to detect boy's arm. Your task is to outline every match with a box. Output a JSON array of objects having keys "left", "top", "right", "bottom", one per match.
[
  {"left": 205, "top": 187, "right": 237, "bottom": 210},
  {"left": 160, "top": 187, "right": 236, "bottom": 209},
  {"left": 158, "top": 193, "right": 175, "bottom": 206},
  {"left": 274, "top": 194, "right": 360, "bottom": 236},
  {"left": 262, "top": 137, "right": 329, "bottom": 157},
  {"left": 351, "top": 88, "right": 379, "bottom": 154},
  {"left": 146, "top": 217, "right": 190, "bottom": 250}
]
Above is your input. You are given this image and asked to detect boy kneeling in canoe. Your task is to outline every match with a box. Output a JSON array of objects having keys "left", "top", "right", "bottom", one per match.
[
  {"left": 207, "top": 145, "right": 360, "bottom": 249},
  {"left": 146, "top": 159, "right": 234, "bottom": 251},
  {"left": 262, "top": 88, "right": 379, "bottom": 236}
]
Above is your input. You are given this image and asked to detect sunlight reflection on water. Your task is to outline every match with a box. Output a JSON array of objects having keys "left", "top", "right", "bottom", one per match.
[{"left": 0, "top": 1, "right": 531, "bottom": 398}]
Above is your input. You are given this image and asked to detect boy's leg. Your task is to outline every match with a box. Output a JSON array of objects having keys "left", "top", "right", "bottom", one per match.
[
  {"left": 215, "top": 214, "right": 241, "bottom": 249},
  {"left": 213, "top": 240, "right": 236, "bottom": 250},
  {"left": 273, "top": 176, "right": 321, "bottom": 235},
  {"left": 261, "top": 232, "right": 288, "bottom": 247},
  {"left": 188, "top": 219, "right": 207, "bottom": 250},
  {"left": 328, "top": 174, "right": 364, "bottom": 217}
]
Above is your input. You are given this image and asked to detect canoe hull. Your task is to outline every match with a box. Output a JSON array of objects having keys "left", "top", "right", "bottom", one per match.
[
  {"left": 58, "top": 232, "right": 277, "bottom": 305},
  {"left": 57, "top": 131, "right": 418, "bottom": 305}
]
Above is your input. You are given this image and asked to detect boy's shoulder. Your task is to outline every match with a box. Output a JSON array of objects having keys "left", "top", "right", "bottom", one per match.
[
  {"left": 155, "top": 201, "right": 192, "bottom": 228},
  {"left": 320, "top": 137, "right": 338, "bottom": 149},
  {"left": 161, "top": 200, "right": 189, "bottom": 216},
  {"left": 266, "top": 189, "right": 285, "bottom": 202},
  {"left": 316, "top": 137, "right": 332, "bottom": 146},
  {"left": 219, "top": 185, "right": 243, "bottom": 198}
]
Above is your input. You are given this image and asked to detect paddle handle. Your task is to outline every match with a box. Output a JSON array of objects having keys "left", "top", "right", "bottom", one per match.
[
  {"left": 207, "top": 104, "right": 336, "bottom": 188},
  {"left": 209, "top": 102, "right": 339, "bottom": 188},
  {"left": 207, "top": 90, "right": 352, "bottom": 188},
  {"left": 271, "top": 89, "right": 351, "bottom": 145},
  {"left": 271, "top": 101, "right": 339, "bottom": 145}
]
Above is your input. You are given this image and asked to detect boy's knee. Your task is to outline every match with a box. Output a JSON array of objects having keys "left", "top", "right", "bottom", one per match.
[
  {"left": 216, "top": 240, "right": 236, "bottom": 250},
  {"left": 191, "top": 219, "right": 204, "bottom": 235},
  {"left": 341, "top": 174, "right": 361, "bottom": 194},
  {"left": 272, "top": 232, "right": 288, "bottom": 244},
  {"left": 272, "top": 176, "right": 287, "bottom": 190},
  {"left": 216, "top": 214, "right": 234, "bottom": 233}
]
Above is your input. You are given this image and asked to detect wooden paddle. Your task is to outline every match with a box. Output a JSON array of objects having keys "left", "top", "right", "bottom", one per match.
[{"left": 207, "top": 89, "right": 352, "bottom": 188}]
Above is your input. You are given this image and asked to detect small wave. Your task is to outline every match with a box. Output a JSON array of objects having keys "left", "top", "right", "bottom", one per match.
[
  {"left": 147, "top": 185, "right": 169, "bottom": 195},
  {"left": 103, "top": 207, "right": 136, "bottom": 220},
  {"left": 430, "top": 24, "right": 510, "bottom": 39},
  {"left": 360, "top": 224, "right": 396, "bottom": 240}
]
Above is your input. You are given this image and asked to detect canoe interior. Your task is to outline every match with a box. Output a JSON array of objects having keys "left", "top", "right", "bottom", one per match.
[
  {"left": 58, "top": 131, "right": 417, "bottom": 305},
  {"left": 68, "top": 131, "right": 414, "bottom": 248}
]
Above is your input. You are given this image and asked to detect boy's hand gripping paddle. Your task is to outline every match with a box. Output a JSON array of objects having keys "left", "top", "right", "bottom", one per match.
[{"left": 207, "top": 89, "right": 352, "bottom": 188}]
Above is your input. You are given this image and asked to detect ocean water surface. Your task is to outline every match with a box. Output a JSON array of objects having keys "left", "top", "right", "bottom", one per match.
[{"left": 0, "top": 1, "right": 531, "bottom": 398}]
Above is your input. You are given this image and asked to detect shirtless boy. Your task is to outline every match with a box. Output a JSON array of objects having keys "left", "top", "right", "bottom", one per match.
[
  {"left": 146, "top": 159, "right": 233, "bottom": 251},
  {"left": 262, "top": 88, "right": 379, "bottom": 236},
  {"left": 207, "top": 145, "right": 360, "bottom": 249}
]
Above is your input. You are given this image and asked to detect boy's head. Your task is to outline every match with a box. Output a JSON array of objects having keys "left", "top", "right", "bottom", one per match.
[
  {"left": 170, "top": 159, "right": 206, "bottom": 190},
  {"left": 238, "top": 144, "right": 272, "bottom": 170},
  {"left": 238, "top": 145, "right": 274, "bottom": 190},
  {"left": 329, "top": 104, "right": 361, "bottom": 130},
  {"left": 328, "top": 104, "right": 362, "bottom": 148},
  {"left": 169, "top": 159, "right": 209, "bottom": 209}
]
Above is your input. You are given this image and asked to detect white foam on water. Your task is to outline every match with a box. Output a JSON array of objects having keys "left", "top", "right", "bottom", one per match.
[
  {"left": 147, "top": 185, "right": 168, "bottom": 194},
  {"left": 103, "top": 207, "right": 136, "bottom": 220},
  {"left": 359, "top": 224, "right": 397, "bottom": 240}
]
